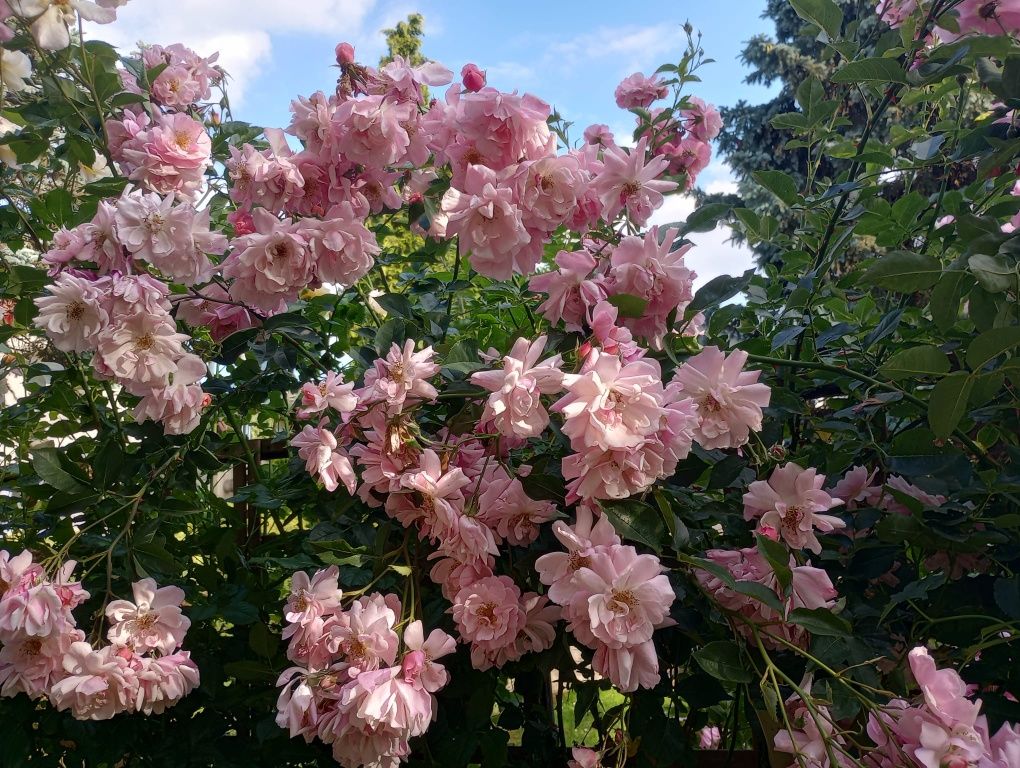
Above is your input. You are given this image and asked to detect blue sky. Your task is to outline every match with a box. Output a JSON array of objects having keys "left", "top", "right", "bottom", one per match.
[{"left": 92, "top": 0, "right": 778, "bottom": 284}]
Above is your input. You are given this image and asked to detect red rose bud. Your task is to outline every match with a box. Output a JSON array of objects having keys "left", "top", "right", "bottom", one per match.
[{"left": 461, "top": 63, "right": 486, "bottom": 92}]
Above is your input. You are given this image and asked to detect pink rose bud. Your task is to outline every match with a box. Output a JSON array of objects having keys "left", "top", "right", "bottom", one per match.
[
  {"left": 335, "top": 42, "right": 356, "bottom": 66},
  {"left": 461, "top": 63, "right": 486, "bottom": 92},
  {"left": 228, "top": 209, "right": 255, "bottom": 236},
  {"left": 401, "top": 650, "right": 426, "bottom": 683}
]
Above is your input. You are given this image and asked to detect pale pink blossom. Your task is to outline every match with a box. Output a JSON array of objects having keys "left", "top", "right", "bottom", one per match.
[
  {"left": 10, "top": 0, "right": 119, "bottom": 51},
  {"left": 284, "top": 567, "right": 342, "bottom": 631},
  {"left": 877, "top": 0, "right": 918, "bottom": 28},
  {"left": 909, "top": 647, "right": 982, "bottom": 729},
  {"left": 883, "top": 475, "right": 947, "bottom": 515},
  {"left": 106, "top": 578, "right": 190, "bottom": 654},
  {"left": 360, "top": 339, "right": 439, "bottom": 412},
  {"left": 614, "top": 72, "right": 668, "bottom": 109},
  {"left": 447, "top": 87, "right": 555, "bottom": 171},
  {"left": 830, "top": 466, "right": 885, "bottom": 510},
  {"left": 562, "top": 445, "right": 665, "bottom": 502},
  {"left": 450, "top": 575, "right": 525, "bottom": 668},
  {"left": 401, "top": 620, "right": 456, "bottom": 692},
  {"left": 297, "top": 371, "right": 358, "bottom": 420},
  {"left": 569, "top": 545, "right": 674, "bottom": 649},
  {"left": 328, "top": 593, "right": 399, "bottom": 674},
  {"left": 133, "top": 651, "right": 200, "bottom": 714},
  {"left": 517, "top": 154, "right": 589, "bottom": 230},
  {"left": 117, "top": 112, "right": 212, "bottom": 198},
  {"left": 0, "top": 626, "right": 83, "bottom": 698},
  {"left": 48, "top": 642, "right": 136, "bottom": 720},
  {"left": 386, "top": 448, "right": 470, "bottom": 537},
  {"left": 477, "top": 471, "right": 557, "bottom": 545},
  {"left": 583, "top": 123, "right": 615, "bottom": 146},
  {"left": 672, "top": 346, "right": 771, "bottom": 450},
  {"left": 696, "top": 547, "right": 839, "bottom": 649},
  {"left": 606, "top": 227, "right": 696, "bottom": 346},
  {"left": 682, "top": 96, "right": 723, "bottom": 141},
  {"left": 536, "top": 506, "right": 621, "bottom": 604},
  {"left": 471, "top": 335, "right": 563, "bottom": 439},
  {"left": 175, "top": 284, "right": 256, "bottom": 342},
  {"left": 441, "top": 163, "right": 538, "bottom": 280},
  {"left": 700, "top": 726, "right": 722, "bottom": 750},
  {"left": 302, "top": 203, "right": 380, "bottom": 287},
  {"left": 774, "top": 700, "right": 852, "bottom": 768},
  {"left": 743, "top": 463, "right": 846, "bottom": 554},
  {"left": 593, "top": 639, "right": 661, "bottom": 693},
  {"left": 350, "top": 411, "right": 421, "bottom": 504},
  {"left": 937, "top": 0, "right": 1020, "bottom": 39},
  {"left": 660, "top": 136, "right": 712, "bottom": 183},
  {"left": 291, "top": 422, "right": 357, "bottom": 494},
  {"left": 429, "top": 556, "right": 494, "bottom": 602},
  {"left": 33, "top": 272, "right": 109, "bottom": 353},
  {"left": 594, "top": 137, "right": 677, "bottom": 225},
  {"left": 554, "top": 350, "right": 665, "bottom": 452},
  {"left": 222, "top": 208, "right": 314, "bottom": 313},
  {"left": 528, "top": 249, "right": 605, "bottom": 332},
  {"left": 132, "top": 353, "right": 209, "bottom": 435},
  {"left": 569, "top": 746, "right": 603, "bottom": 768},
  {"left": 96, "top": 313, "right": 189, "bottom": 391}
]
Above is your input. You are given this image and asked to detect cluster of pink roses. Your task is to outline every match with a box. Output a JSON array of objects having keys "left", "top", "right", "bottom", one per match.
[
  {"left": 878, "top": 0, "right": 1020, "bottom": 39},
  {"left": 275, "top": 566, "right": 455, "bottom": 768},
  {"left": 696, "top": 546, "right": 838, "bottom": 649},
  {"left": 0, "top": 549, "right": 198, "bottom": 719},
  {"left": 34, "top": 263, "right": 213, "bottom": 435},
  {"left": 773, "top": 648, "right": 1020, "bottom": 768},
  {"left": 138, "top": 42, "right": 222, "bottom": 109},
  {"left": 536, "top": 507, "right": 676, "bottom": 692},
  {"left": 865, "top": 648, "right": 1020, "bottom": 768},
  {"left": 614, "top": 70, "right": 722, "bottom": 190}
]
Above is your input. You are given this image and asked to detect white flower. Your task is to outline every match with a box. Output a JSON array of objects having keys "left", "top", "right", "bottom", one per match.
[
  {"left": 0, "top": 49, "right": 32, "bottom": 92},
  {"left": 10, "top": 0, "right": 119, "bottom": 51},
  {"left": 0, "top": 117, "right": 21, "bottom": 168}
]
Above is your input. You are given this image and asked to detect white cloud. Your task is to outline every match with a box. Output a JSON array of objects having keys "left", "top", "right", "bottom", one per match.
[
  {"left": 547, "top": 25, "right": 676, "bottom": 75},
  {"left": 86, "top": 0, "right": 379, "bottom": 106},
  {"left": 650, "top": 163, "right": 757, "bottom": 292}
]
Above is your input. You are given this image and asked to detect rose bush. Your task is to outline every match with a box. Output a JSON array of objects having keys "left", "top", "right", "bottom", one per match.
[{"left": 0, "top": 0, "right": 1019, "bottom": 766}]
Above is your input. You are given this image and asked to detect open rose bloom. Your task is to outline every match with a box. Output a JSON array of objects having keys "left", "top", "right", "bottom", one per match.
[
  {"left": 0, "top": 549, "right": 198, "bottom": 719},
  {"left": 8, "top": 3, "right": 1020, "bottom": 767}
]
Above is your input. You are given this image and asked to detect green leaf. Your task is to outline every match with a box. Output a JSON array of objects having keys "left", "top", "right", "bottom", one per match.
[
  {"left": 32, "top": 447, "right": 88, "bottom": 493},
  {"left": 968, "top": 253, "right": 1017, "bottom": 294},
  {"left": 223, "top": 660, "right": 275, "bottom": 681},
  {"left": 681, "top": 202, "right": 730, "bottom": 234},
  {"left": 603, "top": 500, "right": 665, "bottom": 553},
  {"left": 879, "top": 345, "right": 950, "bottom": 380},
  {"left": 752, "top": 170, "right": 799, "bottom": 206},
  {"left": 733, "top": 581, "right": 784, "bottom": 613},
  {"left": 831, "top": 57, "right": 908, "bottom": 84},
  {"left": 789, "top": 0, "right": 843, "bottom": 40},
  {"left": 788, "top": 607, "right": 851, "bottom": 638},
  {"left": 756, "top": 534, "right": 792, "bottom": 592},
  {"left": 374, "top": 293, "right": 414, "bottom": 319},
  {"left": 694, "top": 641, "right": 753, "bottom": 684},
  {"left": 1000, "top": 55, "right": 1020, "bottom": 101},
  {"left": 927, "top": 372, "right": 975, "bottom": 439},
  {"left": 861, "top": 251, "right": 942, "bottom": 292},
  {"left": 688, "top": 270, "right": 754, "bottom": 314},
  {"left": 929, "top": 270, "right": 972, "bottom": 333},
  {"left": 966, "top": 327, "right": 1020, "bottom": 371},
  {"left": 606, "top": 293, "right": 649, "bottom": 319},
  {"left": 993, "top": 576, "right": 1020, "bottom": 619}
]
